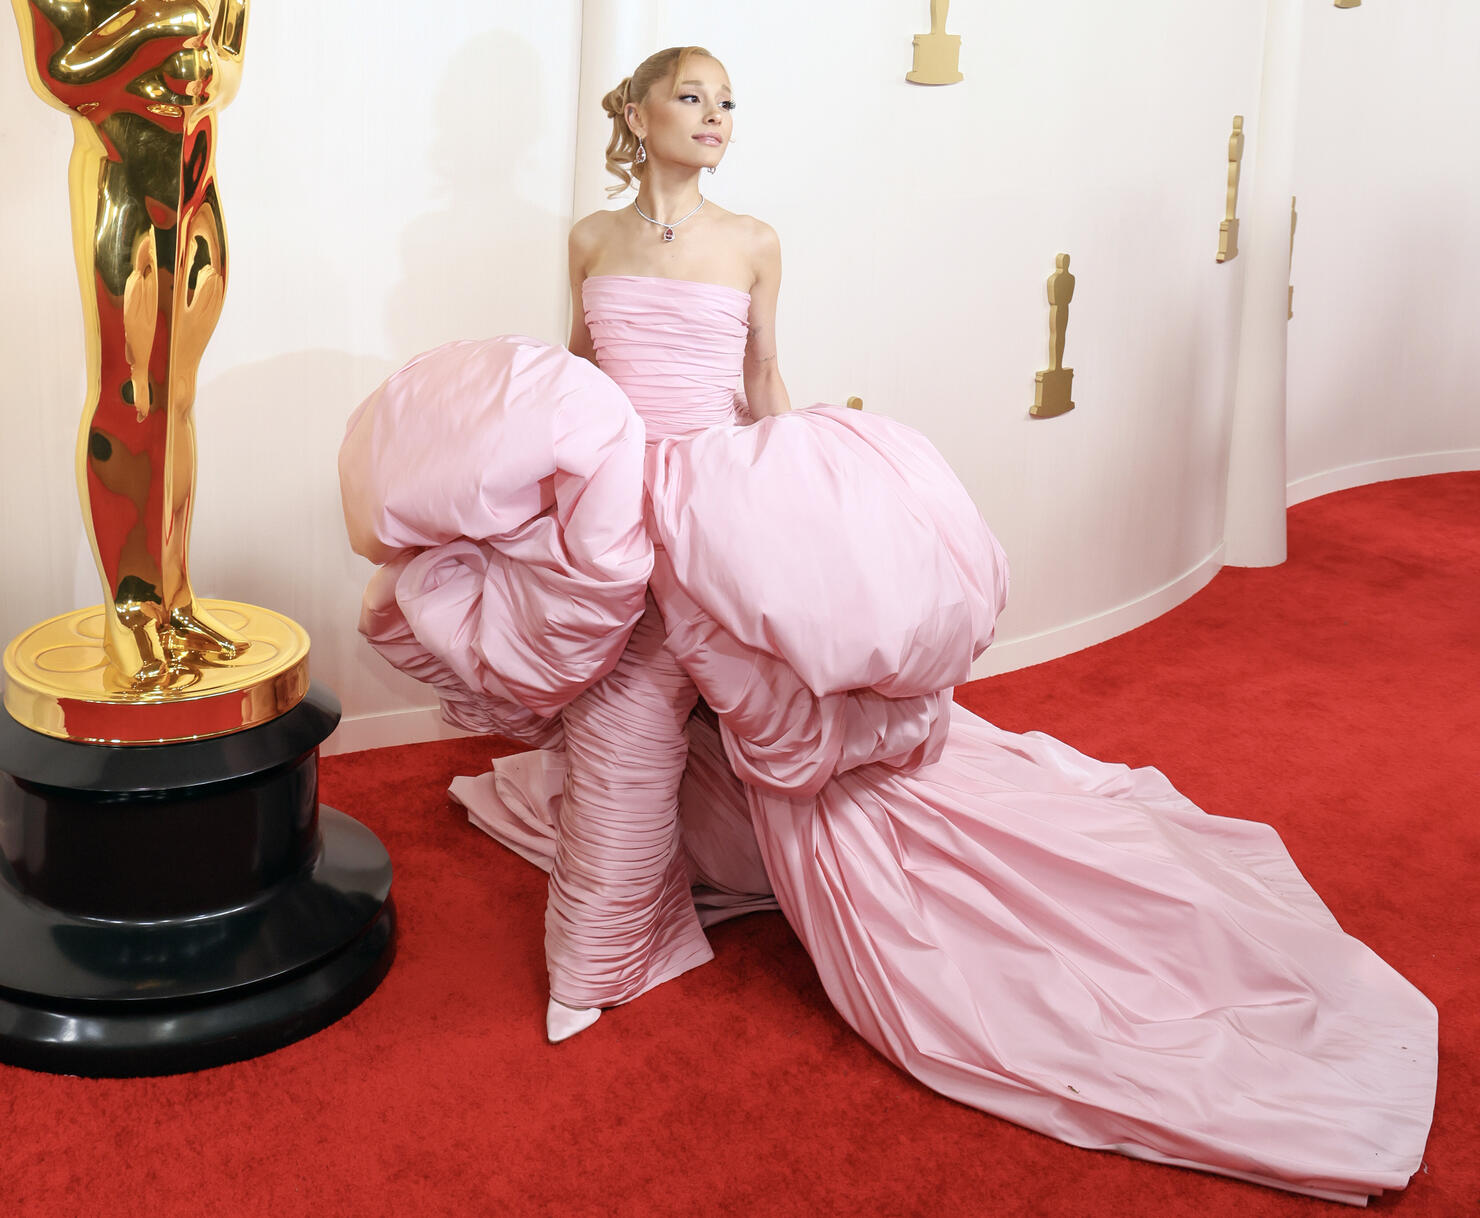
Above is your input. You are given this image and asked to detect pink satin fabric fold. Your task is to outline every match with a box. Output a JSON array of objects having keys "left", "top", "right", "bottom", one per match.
[
  {"left": 646, "top": 404, "right": 1009, "bottom": 797},
  {"left": 541, "top": 595, "right": 713, "bottom": 1006},
  {"left": 339, "top": 336, "right": 653, "bottom": 742},
  {"left": 747, "top": 705, "right": 1435, "bottom": 1203},
  {"left": 452, "top": 702, "right": 777, "bottom": 930}
]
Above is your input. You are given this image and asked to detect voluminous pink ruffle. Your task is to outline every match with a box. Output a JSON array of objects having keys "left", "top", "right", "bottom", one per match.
[
  {"left": 647, "top": 405, "right": 1009, "bottom": 798},
  {"left": 339, "top": 337, "right": 652, "bottom": 743}
]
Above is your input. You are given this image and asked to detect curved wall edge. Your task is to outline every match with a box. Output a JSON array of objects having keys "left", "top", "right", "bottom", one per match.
[
  {"left": 1285, "top": 450, "right": 1480, "bottom": 508},
  {"left": 1223, "top": 0, "right": 1303, "bottom": 568},
  {"left": 324, "top": 706, "right": 476, "bottom": 759},
  {"left": 973, "top": 543, "right": 1226, "bottom": 680}
]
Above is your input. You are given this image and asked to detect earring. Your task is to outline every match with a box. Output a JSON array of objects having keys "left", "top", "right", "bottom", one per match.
[
  {"left": 635, "top": 139, "right": 647, "bottom": 165},
  {"left": 705, "top": 165, "right": 716, "bottom": 174}
]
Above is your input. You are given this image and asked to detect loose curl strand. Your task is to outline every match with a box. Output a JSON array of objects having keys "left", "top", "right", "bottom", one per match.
[{"left": 601, "top": 45, "right": 725, "bottom": 198}]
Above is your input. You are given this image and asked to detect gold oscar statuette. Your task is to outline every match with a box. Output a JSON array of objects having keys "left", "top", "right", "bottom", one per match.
[
  {"left": 1217, "top": 116, "right": 1245, "bottom": 263},
  {"left": 906, "top": 0, "right": 963, "bottom": 86},
  {"left": 1288, "top": 194, "right": 1298, "bottom": 320},
  {"left": 1334, "top": 1, "right": 1361, "bottom": 9},
  {"left": 5, "top": 0, "right": 308, "bottom": 744},
  {"left": 1031, "top": 253, "right": 1076, "bottom": 419},
  {"left": 845, "top": 396, "right": 863, "bottom": 410},
  {"left": 0, "top": 4, "right": 393, "bottom": 1083}
]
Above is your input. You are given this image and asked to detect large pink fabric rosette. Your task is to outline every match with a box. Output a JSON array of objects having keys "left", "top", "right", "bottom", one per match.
[
  {"left": 645, "top": 404, "right": 1010, "bottom": 797},
  {"left": 338, "top": 337, "right": 652, "bottom": 745}
]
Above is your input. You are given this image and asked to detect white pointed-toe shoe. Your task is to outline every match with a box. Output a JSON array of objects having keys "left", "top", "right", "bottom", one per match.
[{"left": 546, "top": 998, "right": 601, "bottom": 1043}]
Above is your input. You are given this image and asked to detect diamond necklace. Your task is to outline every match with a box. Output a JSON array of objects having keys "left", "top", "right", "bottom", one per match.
[{"left": 633, "top": 195, "right": 706, "bottom": 242}]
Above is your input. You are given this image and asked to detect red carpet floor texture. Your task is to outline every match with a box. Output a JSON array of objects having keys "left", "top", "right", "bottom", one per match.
[{"left": 4, "top": 472, "right": 1477, "bottom": 1218}]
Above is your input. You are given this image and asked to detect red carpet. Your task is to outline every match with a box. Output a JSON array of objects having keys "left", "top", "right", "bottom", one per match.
[{"left": 5, "top": 472, "right": 1476, "bottom": 1217}]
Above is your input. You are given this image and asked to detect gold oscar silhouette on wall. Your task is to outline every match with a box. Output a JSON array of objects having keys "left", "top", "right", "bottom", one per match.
[
  {"left": 907, "top": 0, "right": 963, "bottom": 85},
  {"left": 1288, "top": 195, "right": 1298, "bottom": 319},
  {"left": 1217, "top": 116, "right": 1245, "bottom": 263},
  {"left": 6, "top": 0, "right": 309, "bottom": 743},
  {"left": 1031, "top": 254, "right": 1076, "bottom": 419}
]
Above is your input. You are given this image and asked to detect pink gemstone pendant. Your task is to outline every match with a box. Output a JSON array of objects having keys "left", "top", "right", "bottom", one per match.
[{"left": 662, "top": 227, "right": 675, "bottom": 242}]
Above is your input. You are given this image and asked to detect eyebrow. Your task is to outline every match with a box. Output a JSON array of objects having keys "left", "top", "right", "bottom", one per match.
[{"left": 679, "top": 80, "right": 733, "bottom": 93}]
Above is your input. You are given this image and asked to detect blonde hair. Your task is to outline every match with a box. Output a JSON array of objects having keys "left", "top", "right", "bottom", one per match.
[{"left": 600, "top": 46, "right": 726, "bottom": 198}]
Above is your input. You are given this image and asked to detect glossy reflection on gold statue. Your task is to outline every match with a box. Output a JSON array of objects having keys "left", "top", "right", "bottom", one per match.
[
  {"left": 907, "top": 0, "right": 963, "bottom": 86},
  {"left": 1031, "top": 254, "right": 1076, "bottom": 420},
  {"left": 1217, "top": 116, "right": 1245, "bottom": 263},
  {"left": 5, "top": 0, "right": 308, "bottom": 743}
]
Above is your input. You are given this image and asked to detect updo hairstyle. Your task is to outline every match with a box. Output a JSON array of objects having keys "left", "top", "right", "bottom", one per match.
[{"left": 600, "top": 45, "right": 726, "bottom": 197}]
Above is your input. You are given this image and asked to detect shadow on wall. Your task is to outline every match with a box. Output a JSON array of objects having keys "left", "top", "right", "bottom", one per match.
[
  {"left": 186, "top": 347, "right": 428, "bottom": 720},
  {"left": 388, "top": 30, "right": 571, "bottom": 357}
]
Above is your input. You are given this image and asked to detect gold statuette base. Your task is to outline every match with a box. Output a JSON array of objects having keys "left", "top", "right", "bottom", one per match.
[
  {"left": 3, "top": 600, "right": 310, "bottom": 745},
  {"left": 1032, "top": 368, "right": 1076, "bottom": 419},
  {"left": 1218, "top": 217, "right": 1240, "bottom": 263},
  {"left": 907, "top": 34, "right": 963, "bottom": 85},
  {"left": 905, "top": 34, "right": 964, "bottom": 84}
]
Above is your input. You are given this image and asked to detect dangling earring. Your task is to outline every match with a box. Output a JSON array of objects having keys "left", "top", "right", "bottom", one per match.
[
  {"left": 705, "top": 165, "right": 716, "bottom": 175},
  {"left": 634, "top": 138, "right": 647, "bottom": 165}
]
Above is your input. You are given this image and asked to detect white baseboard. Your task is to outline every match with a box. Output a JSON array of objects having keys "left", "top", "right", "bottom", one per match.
[
  {"left": 1286, "top": 448, "right": 1480, "bottom": 507},
  {"left": 972, "top": 543, "right": 1226, "bottom": 679},
  {"left": 323, "top": 704, "right": 479, "bottom": 757}
]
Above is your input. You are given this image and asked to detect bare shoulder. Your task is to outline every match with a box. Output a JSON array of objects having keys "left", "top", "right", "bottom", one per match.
[
  {"left": 569, "top": 208, "right": 620, "bottom": 258},
  {"left": 732, "top": 213, "right": 779, "bottom": 269},
  {"left": 715, "top": 209, "right": 778, "bottom": 253},
  {"left": 744, "top": 214, "right": 780, "bottom": 250},
  {"left": 572, "top": 209, "right": 618, "bottom": 241},
  {"left": 735, "top": 214, "right": 781, "bottom": 284},
  {"left": 701, "top": 208, "right": 779, "bottom": 291}
]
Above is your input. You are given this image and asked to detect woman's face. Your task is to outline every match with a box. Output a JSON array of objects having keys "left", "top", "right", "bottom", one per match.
[{"left": 629, "top": 56, "right": 734, "bottom": 175}]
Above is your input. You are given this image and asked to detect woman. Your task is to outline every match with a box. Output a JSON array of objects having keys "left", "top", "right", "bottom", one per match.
[{"left": 339, "top": 46, "right": 1436, "bottom": 1204}]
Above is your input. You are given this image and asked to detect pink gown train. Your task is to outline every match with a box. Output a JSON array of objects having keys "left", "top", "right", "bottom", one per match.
[{"left": 338, "top": 274, "right": 1436, "bottom": 1204}]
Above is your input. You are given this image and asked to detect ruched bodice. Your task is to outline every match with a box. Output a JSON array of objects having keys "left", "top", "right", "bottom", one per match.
[{"left": 582, "top": 275, "right": 748, "bottom": 441}]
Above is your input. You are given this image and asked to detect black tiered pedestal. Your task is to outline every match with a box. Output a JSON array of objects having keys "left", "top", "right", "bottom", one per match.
[{"left": 0, "top": 681, "right": 394, "bottom": 1076}]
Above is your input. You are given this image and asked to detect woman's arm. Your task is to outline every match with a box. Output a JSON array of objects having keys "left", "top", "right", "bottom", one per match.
[
  {"left": 567, "top": 218, "right": 599, "bottom": 364},
  {"left": 743, "top": 221, "right": 792, "bottom": 417}
]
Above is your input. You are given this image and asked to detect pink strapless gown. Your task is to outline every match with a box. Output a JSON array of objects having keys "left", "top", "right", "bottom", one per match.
[{"left": 338, "top": 274, "right": 1436, "bottom": 1204}]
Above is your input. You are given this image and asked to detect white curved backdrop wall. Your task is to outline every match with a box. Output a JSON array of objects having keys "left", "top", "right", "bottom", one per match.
[
  {"left": 1287, "top": 0, "right": 1480, "bottom": 503},
  {"left": 1, "top": 1, "right": 1473, "bottom": 753}
]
